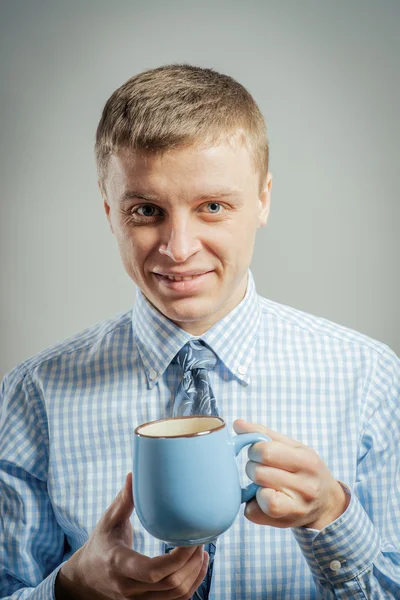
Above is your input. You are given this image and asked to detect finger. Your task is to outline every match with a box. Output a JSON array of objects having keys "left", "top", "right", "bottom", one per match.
[
  {"left": 115, "top": 545, "right": 205, "bottom": 595},
  {"left": 178, "top": 550, "right": 209, "bottom": 600},
  {"left": 156, "top": 545, "right": 205, "bottom": 595},
  {"left": 136, "top": 550, "right": 209, "bottom": 599},
  {"left": 156, "top": 547, "right": 209, "bottom": 599},
  {"left": 101, "top": 472, "right": 134, "bottom": 532},
  {"left": 245, "top": 489, "right": 295, "bottom": 526},
  {"left": 233, "top": 420, "right": 302, "bottom": 448},
  {"left": 246, "top": 461, "right": 298, "bottom": 496},
  {"left": 101, "top": 545, "right": 199, "bottom": 584},
  {"left": 244, "top": 497, "right": 287, "bottom": 527},
  {"left": 131, "top": 545, "right": 201, "bottom": 584},
  {"left": 247, "top": 441, "right": 307, "bottom": 472}
]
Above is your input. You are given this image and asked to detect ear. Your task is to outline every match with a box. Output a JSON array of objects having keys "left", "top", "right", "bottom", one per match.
[
  {"left": 99, "top": 180, "right": 114, "bottom": 234},
  {"left": 257, "top": 172, "right": 272, "bottom": 228}
]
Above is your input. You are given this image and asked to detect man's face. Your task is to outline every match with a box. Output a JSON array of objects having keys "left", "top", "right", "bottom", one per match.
[{"left": 102, "top": 140, "right": 272, "bottom": 335}]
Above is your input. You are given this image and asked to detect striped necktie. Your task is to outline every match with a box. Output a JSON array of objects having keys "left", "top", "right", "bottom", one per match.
[{"left": 165, "top": 339, "right": 219, "bottom": 599}]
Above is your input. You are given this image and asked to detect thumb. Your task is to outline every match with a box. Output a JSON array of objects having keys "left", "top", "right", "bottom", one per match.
[{"left": 102, "top": 472, "right": 134, "bottom": 531}]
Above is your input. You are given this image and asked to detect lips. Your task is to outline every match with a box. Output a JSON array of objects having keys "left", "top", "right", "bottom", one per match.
[
  {"left": 156, "top": 273, "right": 206, "bottom": 282},
  {"left": 152, "top": 270, "right": 213, "bottom": 293},
  {"left": 153, "top": 270, "right": 212, "bottom": 279}
]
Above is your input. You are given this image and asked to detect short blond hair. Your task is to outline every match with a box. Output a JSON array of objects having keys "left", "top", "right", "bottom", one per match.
[{"left": 95, "top": 64, "right": 269, "bottom": 191}]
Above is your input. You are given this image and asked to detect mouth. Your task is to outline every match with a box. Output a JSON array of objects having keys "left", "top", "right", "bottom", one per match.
[
  {"left": 152, "top": 270, "right": 213, "bottom": 292},
  {"left": 155, "top": 273, "right": 207, "bottom": 282}
]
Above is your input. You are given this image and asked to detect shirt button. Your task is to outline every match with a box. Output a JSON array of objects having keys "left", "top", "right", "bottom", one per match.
[
  {"left": 329, "top": 560, "right": 342, "bottom": 572},
  {"left": 238, "top": 365, "right": 246, "bottom": 375},
  {"left": 149, "top": 369, "right": 158, "bottom": 380}
]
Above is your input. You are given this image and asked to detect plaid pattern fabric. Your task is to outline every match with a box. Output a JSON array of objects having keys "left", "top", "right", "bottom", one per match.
[{"left": 1, "top": 271, "right": 399, "bottom": 599}]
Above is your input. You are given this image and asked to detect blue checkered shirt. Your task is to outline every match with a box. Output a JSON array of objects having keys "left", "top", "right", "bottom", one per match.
[{"left": 1, "top": 271, "right": 399, "bottom": 598}]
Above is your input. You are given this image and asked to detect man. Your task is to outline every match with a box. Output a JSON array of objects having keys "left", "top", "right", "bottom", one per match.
[{"left": 0, "top": 64, "right": 399, "bottom": 599}]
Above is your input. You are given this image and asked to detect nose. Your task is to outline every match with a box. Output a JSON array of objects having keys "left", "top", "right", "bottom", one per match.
[{"left": 158, "top": 215, "right": 202, "bottom": 262}]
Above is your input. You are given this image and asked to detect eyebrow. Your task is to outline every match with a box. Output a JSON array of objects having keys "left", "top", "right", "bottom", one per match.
[
  {"left": 118, "top": 190, "right": 243, "bottom": 204},
  {"left": 119, "top": 191, "right": 161, "bottom": 203}
]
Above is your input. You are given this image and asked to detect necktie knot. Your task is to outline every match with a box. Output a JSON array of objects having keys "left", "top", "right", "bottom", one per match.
[
  {"left": 172, "top": 340, "right": 218, "bottom": 418},
  {"left": 174, "top": 340, "right": 217, "bottom": 374}
]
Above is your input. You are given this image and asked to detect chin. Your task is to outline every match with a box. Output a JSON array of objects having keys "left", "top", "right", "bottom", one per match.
[{"left": 158, "top": 298, "right": 217, "bottom": 326}]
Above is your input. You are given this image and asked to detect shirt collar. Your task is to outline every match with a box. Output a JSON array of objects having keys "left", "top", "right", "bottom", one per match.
[{"left": 132, "top": 270, "right": 261, "bottom": 388}]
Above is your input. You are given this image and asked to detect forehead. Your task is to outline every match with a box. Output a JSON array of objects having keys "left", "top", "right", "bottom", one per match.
[{"left": 105, "top": 142, "right": 259, "bottom": 199}]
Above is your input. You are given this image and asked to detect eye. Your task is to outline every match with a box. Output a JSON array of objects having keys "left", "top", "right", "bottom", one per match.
[
  {"left": 136, "top": 204, "right": 160, "bottom": 217},
  {"left": 206, "top": 202, "right": 223, "bottom": 213}
]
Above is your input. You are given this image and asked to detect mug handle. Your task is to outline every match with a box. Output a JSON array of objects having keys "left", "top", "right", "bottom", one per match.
[{"left": 232, "top": 433, "right": 271, "bottom": 503}]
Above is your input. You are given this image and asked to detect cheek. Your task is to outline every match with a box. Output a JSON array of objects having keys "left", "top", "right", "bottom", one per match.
[
  {"left": 214, "top": 219, "right": 257, "bottom": 257},
  {"left": 114, "top": 228, "right": 144, "bottom": 266},
  {"left": 206, "top": 233, "right": 249, "bottom": 273}
]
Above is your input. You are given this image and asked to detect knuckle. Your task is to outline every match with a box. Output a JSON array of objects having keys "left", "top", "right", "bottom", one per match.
[
  {"left": 164, "top": 572, "right": 182, "bottom": 589},
  {"left": 266, "top": 494, "right": 285, "bottom": 518},
  {"left": 304, "top": 448, "right": 321, "bottom": 472},
  {"left": 170, "top": 578, "right": 190, "bottom": 597},
  {"left": 105, "top": 546, "right": 120, "bottom": 573},
  {"left": 295, "top": 457, "right": 321, "bottom": 499},
  {"left": 178, "top": 582, "right": 191, "bottom": 597},
  {"left": 303, "top": 479, "right": 320, "bottom": 501},
  {"left": 256, "top": 487, "right": 270, "bottom": 512},
  {"left": 260, "top": 443, "right": 270, "bottom": 463},
  {"left": 145, "top": 565, "right": 161, "bottom": 584},
  {"left": 312, "top": 478, "right": 321, "bottom": 497}
]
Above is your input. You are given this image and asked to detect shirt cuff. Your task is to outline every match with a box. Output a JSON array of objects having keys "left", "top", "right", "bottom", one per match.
[
  {"left": 14, "top": 563, "right": 64, "bottom": 600},
  {"left": 291, "top": 484, "right": 380, "bottom": 585}
]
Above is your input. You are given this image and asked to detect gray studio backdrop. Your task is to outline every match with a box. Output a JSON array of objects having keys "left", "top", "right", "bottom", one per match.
[{"left": 1, "top": 0, "right": 399, "bottom": 380}]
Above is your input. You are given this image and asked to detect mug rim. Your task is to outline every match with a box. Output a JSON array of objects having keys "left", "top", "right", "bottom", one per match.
[{"left": 134, "top": 415, "right": 225, "bottom": 439}]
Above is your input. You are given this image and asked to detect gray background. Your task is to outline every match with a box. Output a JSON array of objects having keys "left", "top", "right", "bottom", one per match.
[{"left": 1, "top": 0, "right": 399, "bottom": 380}]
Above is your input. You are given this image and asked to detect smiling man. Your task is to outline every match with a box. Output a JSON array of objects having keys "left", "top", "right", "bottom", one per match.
[
  {"left": 103, "top": 141, "right": 270, "bottom": 334},
  {"left": 1, "top": 65, "right": 399, "bottom": 600}
]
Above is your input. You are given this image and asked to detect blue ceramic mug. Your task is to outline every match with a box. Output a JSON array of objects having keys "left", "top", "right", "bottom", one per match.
[{"left": 133, "top": 415, "right": 270, "bottom": 546}]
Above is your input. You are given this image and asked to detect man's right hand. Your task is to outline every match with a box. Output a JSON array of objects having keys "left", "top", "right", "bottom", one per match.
[{"left": 55, "top": 473, "right": 209, "bottom": 599}]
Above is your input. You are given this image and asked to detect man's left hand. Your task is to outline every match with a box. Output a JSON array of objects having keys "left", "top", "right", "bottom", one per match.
[{"left": 233, "top": 419, "right": 350, "bottom": 530}]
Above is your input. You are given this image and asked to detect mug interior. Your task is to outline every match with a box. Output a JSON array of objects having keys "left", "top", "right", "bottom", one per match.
[{"left": 136, "top": 416, "right": 224, "bottom": 438}]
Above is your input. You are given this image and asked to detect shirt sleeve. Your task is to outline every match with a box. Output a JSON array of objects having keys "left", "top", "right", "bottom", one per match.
[
  {"left": 292, "top": 346, "right": 400, "bottom": 599},
  {"left": 0, "top": 367, "right": 66, "bottom": 599}
]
